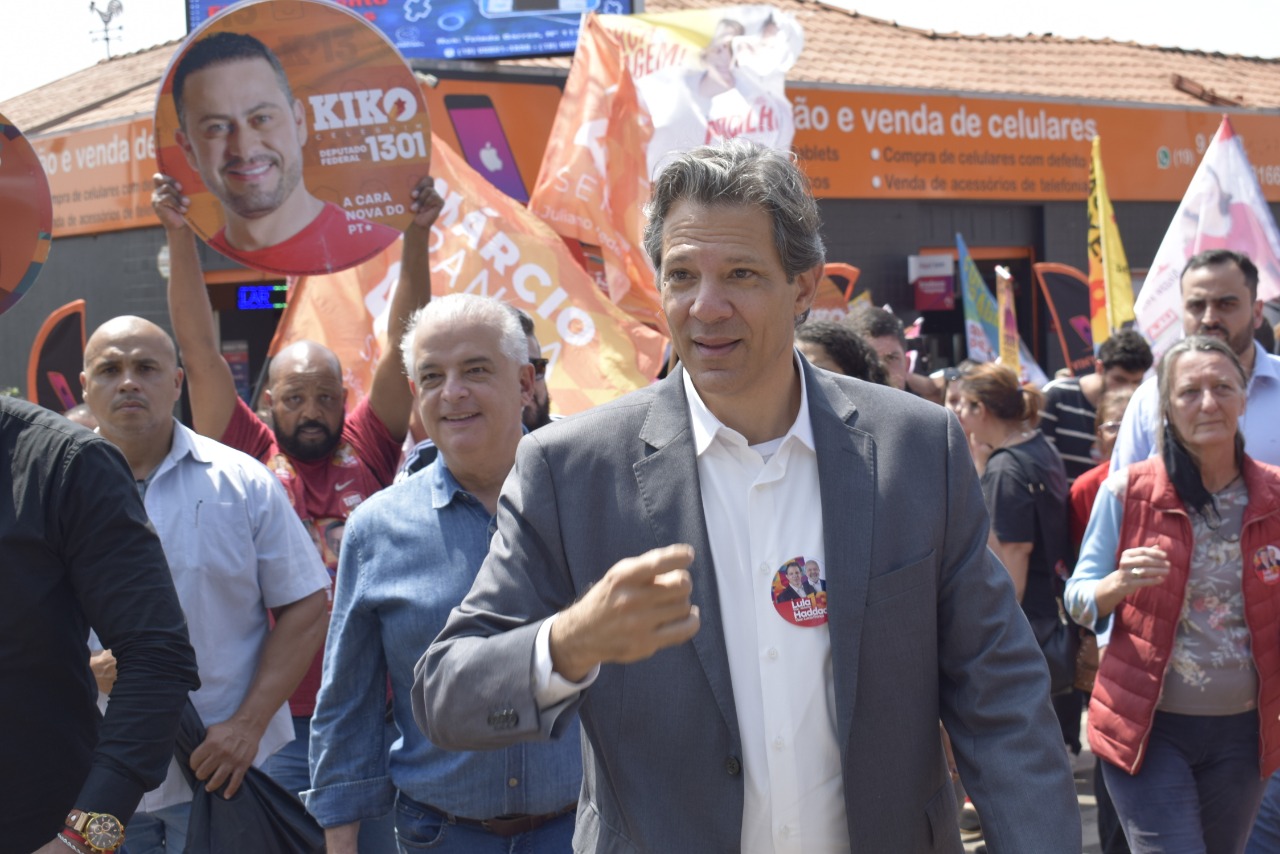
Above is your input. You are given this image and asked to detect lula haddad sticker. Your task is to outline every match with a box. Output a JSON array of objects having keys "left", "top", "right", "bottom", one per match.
[
  {"left": 1255, "top": 545, "right": 1280, "bottom": 585},
  {"left": 0, "top": 114, "right": 53, "bottom": 316},
  {"left": 771, "top": 556, "right": 828, "bottom": 627},
  {"left": 154, "top": 0, "right": 430, "bottom": 276}
]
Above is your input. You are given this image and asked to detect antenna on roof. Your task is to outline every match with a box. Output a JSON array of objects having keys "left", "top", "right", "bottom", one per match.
[{"left": 89, "top": 0, "right": 124, "bottom": 60}]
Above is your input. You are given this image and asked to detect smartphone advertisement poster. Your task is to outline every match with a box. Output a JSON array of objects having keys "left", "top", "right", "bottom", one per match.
[
  {"left": 0, "top": 114, "right": 53, "bottom": 317},
  {"left": 444, "top": 94, "right": 530, "bottom": 203},
  {"left": 157, "top": 0, "right": 431, "bottom": 276},
  {"left": 187, "top": 0, "right": 634, "bottom": 62}
]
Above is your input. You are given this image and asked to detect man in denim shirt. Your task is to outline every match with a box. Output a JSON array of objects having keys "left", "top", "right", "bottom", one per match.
[{"left": 305, "top": 294, "right": 582, "bottom": 853}]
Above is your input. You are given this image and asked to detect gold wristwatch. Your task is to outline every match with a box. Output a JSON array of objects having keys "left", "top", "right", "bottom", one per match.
[{"left": 65, "top": 809, "right": 125, "bottom": 853}]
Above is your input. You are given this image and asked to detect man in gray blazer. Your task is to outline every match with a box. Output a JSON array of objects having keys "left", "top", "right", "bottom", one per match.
[{"left": 415, "top": 140, "right": 1080, "bottom": 853}]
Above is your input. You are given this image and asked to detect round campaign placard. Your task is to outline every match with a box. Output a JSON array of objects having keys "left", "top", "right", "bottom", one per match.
[
  {"left": 770, "top": 556, "right": 828, "bottom": 627},
  {"left": 154, "top": 0, "right": 430, "bottom": 276},
  {"left": 0, "top": 114, "right": 54, "bottom": 316}
]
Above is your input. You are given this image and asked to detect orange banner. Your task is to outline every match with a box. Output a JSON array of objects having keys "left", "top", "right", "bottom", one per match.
[
  {"left": 789, "top": 88, "right": 1280, "bottom": 202},
  {"left": 271, "top": 131, "right": 666, "bottom": 416},
  {"left": 528, "top": 14, "right": 661, "bottom": 331}
]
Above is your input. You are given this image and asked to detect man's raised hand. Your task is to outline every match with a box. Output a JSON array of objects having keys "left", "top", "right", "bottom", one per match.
[
  {"left": 549, "top": 544, "right": 701, "bottom": 682},
  {"left": 151, "top": 173, "right": 191, "bottom": 233}
]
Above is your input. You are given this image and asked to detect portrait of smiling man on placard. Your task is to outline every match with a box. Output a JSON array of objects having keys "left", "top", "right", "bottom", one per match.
[{"left": 169, "top": 29, "right": 399, "bottom": 274}]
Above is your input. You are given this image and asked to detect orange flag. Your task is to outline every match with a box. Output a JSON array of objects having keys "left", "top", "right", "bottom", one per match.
[
  {"left": 528, "top": 14, "right": 662, "bottom": 331},
  {"left": 528, "top": 8, "right": 802, "bottom": 333},
  {"left": 808, "top": 263, "right": 860, "bottom": 321},
  {"left": 270, "top": 132, "right": 667, "bottom": 416}
]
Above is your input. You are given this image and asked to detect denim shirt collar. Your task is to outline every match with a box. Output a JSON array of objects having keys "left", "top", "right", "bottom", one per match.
[
  {"left": 428, "top": 456, "right": 471, "bottom": 511},
  {"left": 428, "top": 426, "right": 530, "bottom": 512}
]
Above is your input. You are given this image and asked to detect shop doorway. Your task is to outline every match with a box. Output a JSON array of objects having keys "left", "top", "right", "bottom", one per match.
[
  {"left": 917, "top": 245, "right": 1053, "bottom": 374},
  {"left": 204, "top": 271, "right": 286, "bottom": 415}
]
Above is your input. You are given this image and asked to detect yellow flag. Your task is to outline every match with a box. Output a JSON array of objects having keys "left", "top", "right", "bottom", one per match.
[
  {"left": 996, "top": 265, "right": 1020, "bottom": 377},
  {"left": 1087, "top": 137, "right": 1135, "bottom": 347}
]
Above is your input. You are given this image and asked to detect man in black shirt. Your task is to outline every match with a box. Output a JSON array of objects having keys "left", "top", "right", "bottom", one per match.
[
  {"left": 0, "top": 396, "right": 199, "bottom": 854},
  {"left": 1040, "top": 329, "right": 1151, "bottom": 483}
]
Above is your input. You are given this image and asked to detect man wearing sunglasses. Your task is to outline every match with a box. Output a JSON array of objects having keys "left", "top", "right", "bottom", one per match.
[{"left": 518, "top": 310, "right": 554, "bottom": 431}]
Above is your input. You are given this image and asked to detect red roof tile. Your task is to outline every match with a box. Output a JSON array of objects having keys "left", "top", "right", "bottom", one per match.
[{"left": 5, "top": 0, "right": 1279, "bottom": 136}]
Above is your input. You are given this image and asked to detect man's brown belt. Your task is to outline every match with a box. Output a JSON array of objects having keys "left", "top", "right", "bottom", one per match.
[{"left": 419, "top": 800, "right": 577, "bottom": 838}]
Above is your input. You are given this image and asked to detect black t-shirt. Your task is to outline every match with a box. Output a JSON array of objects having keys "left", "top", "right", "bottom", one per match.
[
  {"left": 1040, "top": 377, "right": 1097, "bottom": 484},
  {"left": 0, "top": 397, "right": 199, "bottom": 850},
  {"left": 980, "top": 432, "right": 1070, "bottom": 623}
]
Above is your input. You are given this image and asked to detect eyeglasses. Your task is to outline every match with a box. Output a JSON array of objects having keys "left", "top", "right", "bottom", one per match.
[
  {"left": 1098, "top": 421, "right": 1122, "bottom": 436},
  {"left": 529, "top": 358, "right": 548, "bottom": 379}
]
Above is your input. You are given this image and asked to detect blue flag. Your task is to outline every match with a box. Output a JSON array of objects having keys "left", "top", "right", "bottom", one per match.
[{"left": 956, "top": 233, "right": 1048, "bottom": 385}]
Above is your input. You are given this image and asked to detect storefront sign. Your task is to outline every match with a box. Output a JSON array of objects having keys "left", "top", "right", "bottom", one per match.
[
  {"left": 28, "top": 118, "right": 157, "bottom": 238},
  {"left": 789, "top": 87, "right": 1280, "bottom": 202},
  {"left": 28, "top": 79, "right": 1280, "bottom": 240}
]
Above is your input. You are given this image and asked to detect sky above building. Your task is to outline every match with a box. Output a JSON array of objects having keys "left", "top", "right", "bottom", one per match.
[{"left": 1, "top": 0, "right": 1275, "bottom": 103}]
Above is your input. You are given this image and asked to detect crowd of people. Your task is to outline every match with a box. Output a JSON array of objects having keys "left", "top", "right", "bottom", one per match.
[{"left": 5, "top": 135, "right": 1280, "bottom": 854}]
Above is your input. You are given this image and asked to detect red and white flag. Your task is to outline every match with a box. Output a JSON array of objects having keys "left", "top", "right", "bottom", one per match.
[{"left": 1135, "top": 116, "right": 1280, "bottom": 361}]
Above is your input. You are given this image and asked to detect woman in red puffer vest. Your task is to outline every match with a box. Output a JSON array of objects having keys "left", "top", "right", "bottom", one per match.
[{"left": 1066, "top": 335, "right": 1280, "bottom": 853}]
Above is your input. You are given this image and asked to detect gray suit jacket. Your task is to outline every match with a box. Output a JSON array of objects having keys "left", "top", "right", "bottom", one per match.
[{"left": 415, "top": 363, "right": 1080, "bottom": 853}]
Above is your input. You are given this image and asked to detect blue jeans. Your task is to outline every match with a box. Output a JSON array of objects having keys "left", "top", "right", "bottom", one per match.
[
  {"left": 1245, "top": 770, "right": 1280, "bottom": 853},
  {"left": 260, "top": 715, "right": 313, "bottom": 795},
  {"left": 1095, "top": 758, "right": 1131, "bottom": 854},
  {"left": 1102, "top": 710, "right": 1267, "bottom": 854},
  {"left": 125, "top": 802, "right": 191, "bottom": 854},
  {"left": 394, "top": 793, "right": 576, "bottom": 853},
  {"left": 261, "top": 714, "right": 399, "bottom": 854}
]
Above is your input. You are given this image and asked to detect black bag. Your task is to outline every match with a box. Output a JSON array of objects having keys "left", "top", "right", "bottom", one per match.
[
  {"left": 1029, "top": 605, "right": 1081, "bottom": 697},
  {"left": 173, "top": 701, "right": 326, "bottom": 854},
  {"left": 989, "top": 443, "right": 1078, "bottom": 696}
]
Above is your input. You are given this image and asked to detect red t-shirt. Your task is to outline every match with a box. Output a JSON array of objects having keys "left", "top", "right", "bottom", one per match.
[
  {"left": 223, "top": 395, "right": 400, "bottom": 715},
  {"left": 209, "top": 201, "right": 399, "bottom": 276},
  {"left": 1069, "top": 461, "right": 1110, "bottom": 557}
]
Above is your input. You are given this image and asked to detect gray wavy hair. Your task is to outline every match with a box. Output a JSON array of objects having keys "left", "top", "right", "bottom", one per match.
[
  {"left": 642, "top": 140, "right": 826, "bottom": 283},
  {"left": 400, "top": 294, "right": 526, "bottom": 379}
]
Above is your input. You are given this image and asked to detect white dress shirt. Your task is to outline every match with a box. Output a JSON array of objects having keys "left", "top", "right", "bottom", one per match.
[
  {"left": 684, "top": 363, "right": 848, "bottom": 854},
  {"left": 97, "top": 420, "right": 330, "bottom": 811}
]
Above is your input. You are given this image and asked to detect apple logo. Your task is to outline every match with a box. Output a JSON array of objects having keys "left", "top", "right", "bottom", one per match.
[{"left": 479, "top": 141, "right": 504, "bottom": 173}]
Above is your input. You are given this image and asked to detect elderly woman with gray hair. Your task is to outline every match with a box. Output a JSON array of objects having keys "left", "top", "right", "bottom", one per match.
[{"left": 1066, "top": 335, "right": 1280, "bottom": 853}]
